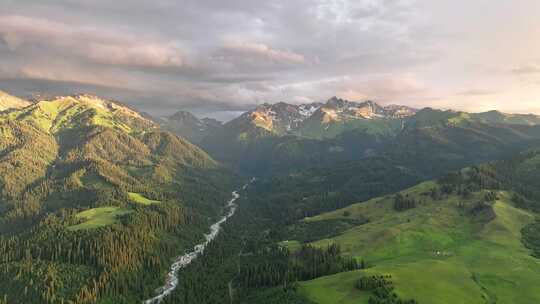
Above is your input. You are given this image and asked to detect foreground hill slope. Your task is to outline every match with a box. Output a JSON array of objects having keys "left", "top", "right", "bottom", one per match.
[
  {"left": 300, "top": 186, "right": 538, "bottom": 303},
  {"left": 281, "top": 151, "right": 540, "bottom": 304},
  {"left": 0, "top": 95, "right": 232, "bottom": 304}
]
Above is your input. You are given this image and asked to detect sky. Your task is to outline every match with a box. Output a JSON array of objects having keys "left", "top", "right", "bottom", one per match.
[{"left": 1, "top": 0, "right": 540, "bottom": 120}]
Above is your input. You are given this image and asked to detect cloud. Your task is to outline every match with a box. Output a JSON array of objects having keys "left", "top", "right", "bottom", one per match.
[
  {"left": 0, "top": 15, "right": 186, "bottom": 69},
  {"left": 456, "top": 89, "right": 496, "bottom": 96},
  {"left": 1, "top": 0, "right": 540, "bottom": 116},
  {"left": 512, "top": 65, "right": 540, "bottom": 75},
  {"left": 0, "top": 1, "right": 431, "bottom": 115},
  {"left": 218, "top": 41, "right": 307, "bottom": 66}
]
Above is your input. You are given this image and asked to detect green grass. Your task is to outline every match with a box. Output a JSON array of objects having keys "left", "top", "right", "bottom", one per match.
[
  {"left": 127, "top": 192, "right": 161, "bottom": 205},
  {"left": 293, "top": 183, "right": 540, "bottom": 304},
  {"left": 67, "top": 207, "right": 133, "bottom": 231},
  {"left": 298, "top": 270, "right": 371, "bottom": 304}
]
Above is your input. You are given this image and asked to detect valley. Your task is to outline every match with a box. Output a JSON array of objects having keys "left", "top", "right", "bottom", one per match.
[
  {"left": 3, "top": 2, "right": 540, "bottom": 303},
  {"left": 2, "top": 91, "right": 540, "bottom": 303},
  {"left": 145, "top": 187, "right": 243, "bottom": 304}
]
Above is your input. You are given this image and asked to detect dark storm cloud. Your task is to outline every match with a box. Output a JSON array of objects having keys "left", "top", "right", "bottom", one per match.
[{"left": 1, "top": 0, "right": 540, "bottom": 116}]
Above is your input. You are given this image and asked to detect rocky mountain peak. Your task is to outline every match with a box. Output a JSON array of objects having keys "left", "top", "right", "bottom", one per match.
[
  {"left": 326, "top": 96, "right": 348, "bottom": 108},
  {"left": 216, "top": 97, "right": 419, "bottom": 139},
  {"left": 162, "top": 111, "right": 223, "bottom": 143},
  {"left": 383, "top": 104, "right": 418, "bottom": 118},
  {"left": 169, "top": 110, "right": 199, "bottom": 122}
]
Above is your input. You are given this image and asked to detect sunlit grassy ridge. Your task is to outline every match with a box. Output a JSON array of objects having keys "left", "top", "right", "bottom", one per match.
[
  {"left": 0, "top": 94, "right": 217, "bottom": 200},
  {"left": 128, "top": 192, "right": 161, "bottom": 205},
  {"left": 292, "top": 183, "right": 540, "bottom": 304},
  {"left": 1, "top": 95, "right": 156, "bottom": 134},
  {"left": 0, "top": 90, "right": 31, "bottom": 111}
]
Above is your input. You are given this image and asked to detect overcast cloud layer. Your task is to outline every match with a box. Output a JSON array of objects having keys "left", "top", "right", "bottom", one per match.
[{"left": 1, "top": 0, "right": 540, "bottom": 119}]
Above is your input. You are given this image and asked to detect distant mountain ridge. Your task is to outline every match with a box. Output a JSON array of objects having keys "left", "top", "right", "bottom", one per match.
[
  {"left": 472, "top": 110, "right": 540, "bottom": 125},
  {"left": 161, "top": 110, "right": 223, "bottom": 143},
  {"left": 163, "top": 97, "right": 419, "bottom": 144},
  {"left": 215, "top": 97, "right": 540, "bottom": 139},
  {"left": 227, "top": 97, "right": 417, "bottom": 138}
]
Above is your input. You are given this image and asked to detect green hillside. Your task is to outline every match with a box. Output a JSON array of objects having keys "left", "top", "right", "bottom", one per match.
[
  {"left": 282, "top": 178, "right": 540, "bottom": 303},
  {"left": 472, "top": 110, "right": 540, "bottom": 125},
  {"left": 0, "top": 95, "right": 232, "bottom": 304}
]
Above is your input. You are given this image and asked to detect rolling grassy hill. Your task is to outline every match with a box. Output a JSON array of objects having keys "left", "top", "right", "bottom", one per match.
[
  {"left": 282, "top": 181, "right": 540, "bottom": 304},
  {"left": 1, "top": 94, "right": 155, "bottom": 134}
]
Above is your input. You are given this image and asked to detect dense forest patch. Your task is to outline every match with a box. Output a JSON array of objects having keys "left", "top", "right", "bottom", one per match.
[{"left": 521, "top": 220, "right": 540, "bottom": 258}]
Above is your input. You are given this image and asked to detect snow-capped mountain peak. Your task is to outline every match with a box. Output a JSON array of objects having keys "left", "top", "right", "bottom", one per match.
[{"left": 223, "top": 97, "right": 417, "bottom": 136}]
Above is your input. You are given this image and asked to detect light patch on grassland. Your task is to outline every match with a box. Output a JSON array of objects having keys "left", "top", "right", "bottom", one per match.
[
  {"left": 67, "top": 206, "right": 133, "bottom": 231},
  {"left": 128, "top": 192, "right": 161, "bottom": 205}
]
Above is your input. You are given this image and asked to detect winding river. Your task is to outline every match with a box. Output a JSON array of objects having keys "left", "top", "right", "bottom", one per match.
[{"left": 143, "top": 183, "right": 248, "bottom": 304}]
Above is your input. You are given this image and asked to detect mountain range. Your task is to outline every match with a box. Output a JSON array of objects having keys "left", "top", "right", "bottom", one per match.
[
  {"left": 157, "top": 97, "right": 540, "bottom": 175},
  {"left": 162, "top": 96, "right": 540, "bottom": 146},
  {"left": 2, "top": 89, "right": 540, "bottom": 304},
  {"left": 4, "top": 90, "right": 540, "bottom": 177}
]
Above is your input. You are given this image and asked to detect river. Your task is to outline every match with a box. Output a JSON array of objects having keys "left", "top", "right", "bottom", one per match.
[{"left": 143, "top": 183, "right": 248, "bottom": 304}]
